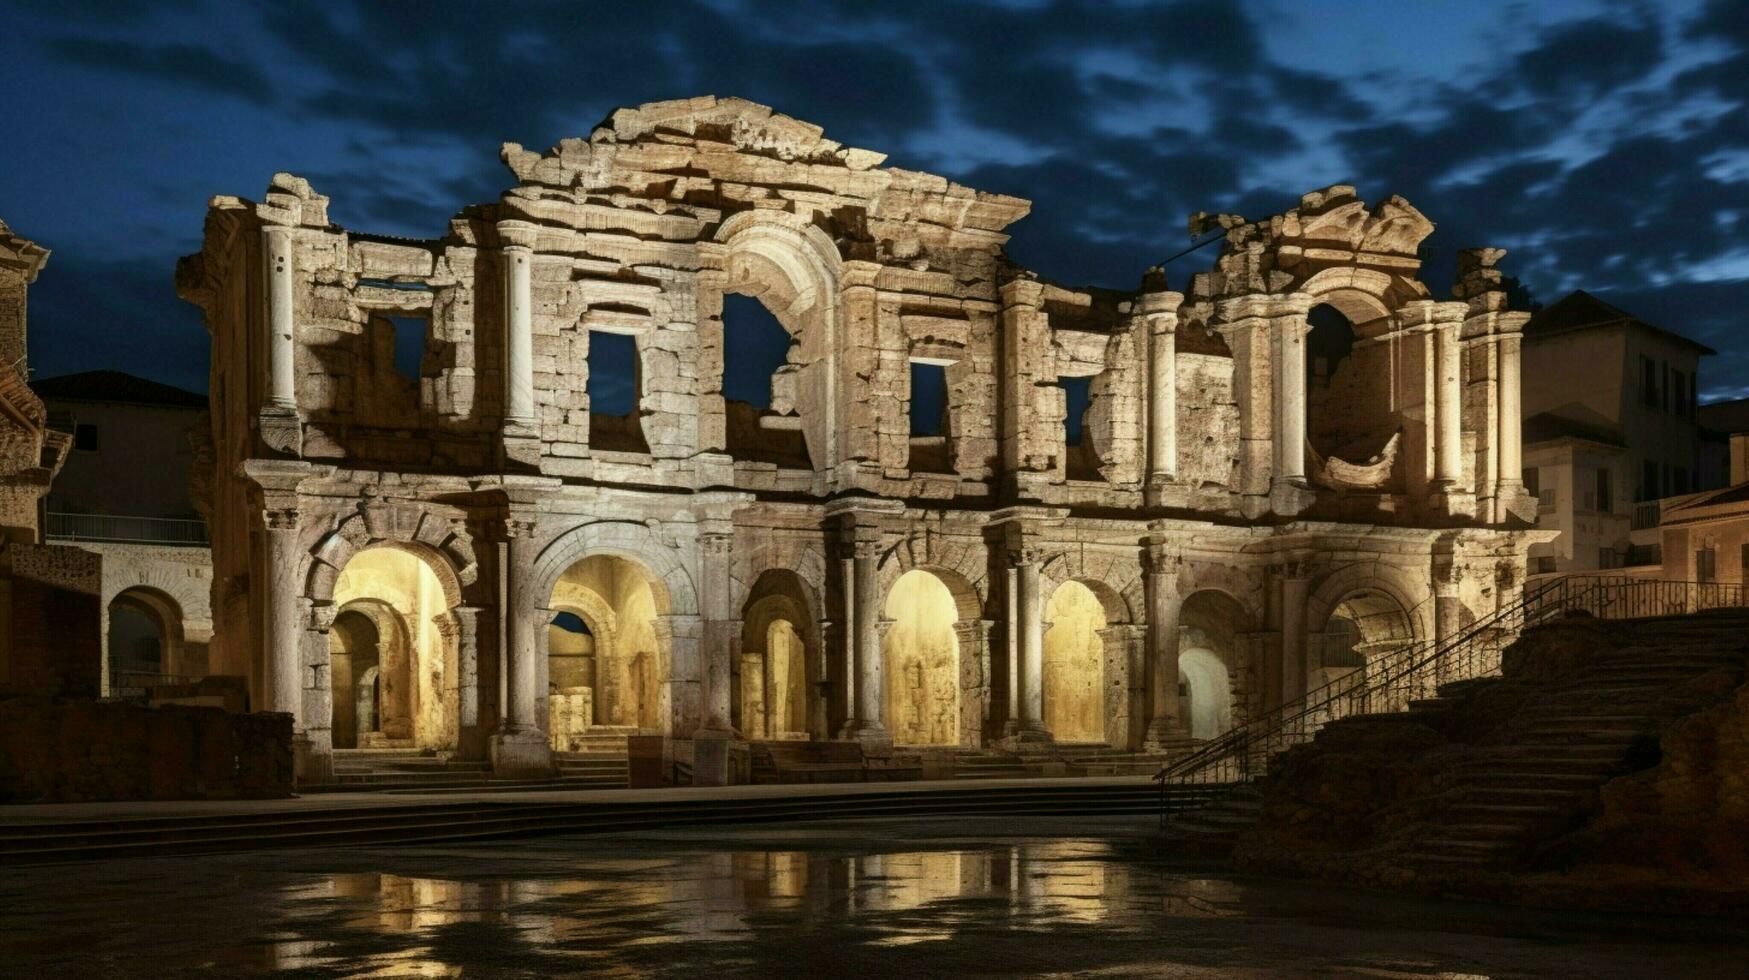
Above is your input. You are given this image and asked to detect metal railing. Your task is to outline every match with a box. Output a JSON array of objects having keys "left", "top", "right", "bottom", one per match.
[
  {"left": 1632, "top": 500, "right": 1662, "bottom": 530},
  {"left": 45, "top": 512, "right": 209, "bottom": 546},
  {"left": 1154, "top": 575, "right": 1749, "bottom": 818}
]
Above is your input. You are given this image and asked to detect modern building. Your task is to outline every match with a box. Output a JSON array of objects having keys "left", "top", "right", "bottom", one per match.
[
  {"left": 32, "top": 370, "right": 214, "bottom": 696},
  {"left": 174, "top": 97, "right": 1541, "bottom": 786},
  {"left": 1519, "top": 290, "right": 1715, "bottom": 574}
]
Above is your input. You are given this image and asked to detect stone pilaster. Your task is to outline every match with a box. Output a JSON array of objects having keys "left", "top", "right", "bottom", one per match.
[
  {"left": 1143, "top": 548, "right": 1185, "bottom": 749},
  {"left": 492, "top": 513, "right": 552, "bottom": 776},
  {"left": 1276, "top": 562, "right": 1313, "bottom": 708}
]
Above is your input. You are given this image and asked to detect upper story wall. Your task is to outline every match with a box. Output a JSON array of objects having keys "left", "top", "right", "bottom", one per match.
[{"left": 176, "top": 97, "right": 1529, "bottom": 529}]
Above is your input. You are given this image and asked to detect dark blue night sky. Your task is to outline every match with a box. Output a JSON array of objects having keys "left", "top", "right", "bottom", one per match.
[{"left": 3, "top": 1, "right": 1745, "bottom": 396}]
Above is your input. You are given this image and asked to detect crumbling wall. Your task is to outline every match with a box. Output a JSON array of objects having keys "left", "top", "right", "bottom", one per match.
[{"left": 0, "top": 697, "right": 292, "bottom": 802}]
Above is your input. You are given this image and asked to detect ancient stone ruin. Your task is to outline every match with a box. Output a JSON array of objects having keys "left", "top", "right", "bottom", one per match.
[{"left": 174, "top": 96, "right": 1541, "bottom": 784}]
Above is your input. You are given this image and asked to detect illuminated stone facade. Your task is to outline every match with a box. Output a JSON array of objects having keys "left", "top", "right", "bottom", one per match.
[{"left": 175, "top": 97, "right": 1541, "bottom": 783}]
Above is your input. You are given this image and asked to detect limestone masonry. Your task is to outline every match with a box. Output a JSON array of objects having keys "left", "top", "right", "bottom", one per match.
[{"left": 174, "top": 96, "right": 1544, "bottom": 784}]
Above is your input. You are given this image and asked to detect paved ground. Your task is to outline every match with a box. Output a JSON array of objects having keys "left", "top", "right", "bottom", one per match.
[
  {"left": 0, "top": 816, "right": 1743, "bottom": 978},
  {"left": 0, "top": 775, "right": 1155, "bottom": 824}
]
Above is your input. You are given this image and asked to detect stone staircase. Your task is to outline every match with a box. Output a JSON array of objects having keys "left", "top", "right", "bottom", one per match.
[
  {"left": 1396, "top": 622, "right": 1748, "bottom": 870},
  {"left": 305, "top": 742, "right": 630, "bottom": 794},
  {"left": 0, "top": 780, "right": 1214, "bottom": 866},
  {"left": 1164, "top": 610, "right": 1749, "bottom": 878}
]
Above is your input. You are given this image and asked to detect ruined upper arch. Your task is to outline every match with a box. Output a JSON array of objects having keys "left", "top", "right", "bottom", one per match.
[{"left": 529, "top": 520, "right": 697, "bottom": 618}]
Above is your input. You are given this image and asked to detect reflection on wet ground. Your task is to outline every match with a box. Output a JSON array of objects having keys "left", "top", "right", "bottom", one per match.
[{"left": 1, "top": 817, "right": 1744, "bottom": 978}]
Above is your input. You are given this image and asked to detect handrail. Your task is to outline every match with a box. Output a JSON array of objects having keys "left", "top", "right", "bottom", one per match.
[
  {"left": 44, "top": 512, "right": 209, "bottom": 546},
  {"left": 1154, "top": 575, "right": 1749, "bottom": 793},
  {"left": 1154, "top": 575, "right": 1591, "bottom": 787}
]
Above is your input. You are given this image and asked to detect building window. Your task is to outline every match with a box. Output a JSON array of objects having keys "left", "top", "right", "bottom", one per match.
[
  {"left": 1533, "top": 556, "right": 1558, "bottom": 575},
  {"left": 1672, "top": 370, "right": 1688, "bottom": 418},
  {"left": 1641, "top": 461, "right": 1659, "bottom": 501},
  {"left": 909, "top": 361, "right": 949, "bottom": 438},
  {"left": 1663, "top": 462, "right": 1673, "bottom": 498},
  {"left": 1595, "top": 467, "right": 1612, "bottom": 513},
  {"left": 385, "top": 315, "right": 427, "bottom": 382},
  {"left": 1523, "top": 467, "right": 1540, "bottom": 496},
  {"left": 1641, "top": 356, "right": 1659, "bottom": 408},
  {"left": 1662, "top": 361, "right": 1671, "bottom": 411},
  {"left": 74, "top": 424, "right": 98, "bottom": 452},
  {"left": 1538, "top": 486, "right": 1556, "bottom": 511},
  {"left": 1697, "top": 547, "right": 1717, "bottom": 584},
  {"left": 1599, "top": 547, "right": 1619, "bottom": 570},
  {"left": 1675, "top": 466, "right": 1690, "bottom": 495}
]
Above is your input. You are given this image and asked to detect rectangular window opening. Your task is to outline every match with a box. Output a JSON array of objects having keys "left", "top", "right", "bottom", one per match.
[
  {"left": 909, "top": 362, "right": 949, "bottom": 438},
  {"left": 383, "top": 315, "right": 428, "bottom": 383},
  {"left": 74, "top": 424, "right": 98, "bottom": 452},
  {"left": 588, "top": 330, "right": 639, "bottom": 417},
  {"left": 1058, "top": 375, "right": 1094, "bottom": 449},
  {"left": 1596, "top": 467, "right": 1612, "bottom": 513},
  {"left": 588, "top": 330, "right": 647, "bottom": 454}
]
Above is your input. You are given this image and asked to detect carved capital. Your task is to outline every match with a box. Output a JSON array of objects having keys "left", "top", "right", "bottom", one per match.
[
  {"left": 1143, "top": 549, "right": 1181, "bottom": 577},
  {"left": 503, "top": 517, "right": 538, "bottom": 540},
  {"left": 700, "top": 531, "right": 735, "bottom": 559},
  {"left": 1009, "top": 544, "right": 1046, "bottom": 568}
]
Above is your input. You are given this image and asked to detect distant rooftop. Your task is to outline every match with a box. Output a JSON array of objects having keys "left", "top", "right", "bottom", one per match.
[
  {"left": 1523, "top": 407, "right": 1626, "bottom": 449},
  {"left": 1524, "top": 290, "right": 1717, "bottom": 356},
  {"left": 32, "top": 370, "right": 206, "bottom": 409}
]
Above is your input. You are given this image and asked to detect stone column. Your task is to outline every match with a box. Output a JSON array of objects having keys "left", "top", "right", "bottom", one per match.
[
  {"left": 850, "top": 535, "right": 889, "bottom": 746},
  {"left": 837, "top": 555, "right": 857, "bottom": 739},
  {"left": 1278, "top": 566, "right": 1312, "bottom": 707},
  {"left": 1003, "top": 564, "right": 1021, "bottom": 736},
  {"left": 1498, "top": 329, "right": 1523, "bottom": 494},
  {"left": 454, "top": 605, "right": 484, "bottom": 758},
  {"left": 1015, "top": 551, "right": 1047, "bottom": 735},
  {"left": 1143, "top": 551, "right": 1184, "bottom": 748},
  {"left": 697, "top": 529, "right": 735, "bottom": 736},
  {"left": 1434, "top": 320, "right": 1463, "bottom": 489},
  {"left": 498, "top": 220, "right": 538, "bottom": 432},
  {"left": 262, "top": 505, "right": 303, "bottom": 720},
  {"left": 261, "top": 227, "right": 297, "bottom": 413},
  {"left": 493, "top": 516, "right": 551, "bottom": 775},
  {"left": 1272, "top": 311, "right": 1310, "bottom": 495},
  {"left": 1142, "top": 289, "right": 1184, "bottom": 500}
]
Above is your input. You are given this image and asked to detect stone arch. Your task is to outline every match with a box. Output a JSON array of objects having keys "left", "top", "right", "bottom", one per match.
[
  {"left": 711, "top": 212, "right": 843, "bottom": 471},
  {"left": 730, "top": 540, "right": 828, "bottom": 619},
  {"left": 331, "top": 596, "right": 417, "bottom": 746},
  {"left": 1176, "top": 587, "right": 1261, "bottom": 737},
  {"left": 530, "top": 520, "right": 696, "bottom": 619},
  {"left": 876, "top": 536, "right": 987, "bottom": 623},
  {"left": 1298, "top": 268, "right": 1397, "bottom": 328},
  {"left": 99, "top": 553, "right": 213, "bottom": 682},
  {"left": 305, "top": 505, "right": 472, "bottom": 610},
  {"left": 1305, "top": 562, "right": 1429, "bottom": 649},
  {"left": 882, "top": 567, "right": 966, "bottom": 747},
  {"left": 107, "top": 586, "right": 185, "bottom": 688},
  {"left": 1038, "top": 551, "right": 1141, "bottom": 625},
  {"left": 739, "top": 568, "right": 820, "bottom": 741}
]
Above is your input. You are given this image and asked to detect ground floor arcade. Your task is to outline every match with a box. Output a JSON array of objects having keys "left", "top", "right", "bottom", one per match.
[{"left": 211, "top": 472, "right": 1533, "bottom": 784}]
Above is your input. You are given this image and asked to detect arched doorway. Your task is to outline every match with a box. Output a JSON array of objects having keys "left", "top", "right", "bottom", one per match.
[
  {"left": 739, "top": 569, "right": 820, "bottom": 741},
  {"left": 548, "top": 554, "right": 668, "bottom": 734},
  {"left": 883, "top": 569, "right": 959, "bottom": 746},
  {"left": 1042, "top": 580, "right": 1106, "bottom": 743},
  {"left": 1175, "top": 589, "right": 1255, "bottom": 741},
  {"left": 1317, "top": 588, "right": 1415, "bottom": 717},
  {"left": 329, "top": 608, "right": 382, "bottom": 749},
  {"left": 328, "top": 547, "right": 456, "bottom": 751},
  {"left": 107, "top": 587, "right": 182, "bottom": 696},
  {"left": 1177, "top": 648, "right": 1231, "bottom": 739}
]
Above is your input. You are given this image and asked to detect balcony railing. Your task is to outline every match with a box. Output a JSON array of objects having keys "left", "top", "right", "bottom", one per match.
[
  {"left": 1631, "top": 500, "right": 1662, "bottom": 530},
  {"left": 45, "top": 512, "right": 209, "bottom": 546}
]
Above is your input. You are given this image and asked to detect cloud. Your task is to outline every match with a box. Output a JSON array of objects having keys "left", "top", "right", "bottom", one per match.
[{"left": 42, "top": 37, "right": 273, "bottom": 104}]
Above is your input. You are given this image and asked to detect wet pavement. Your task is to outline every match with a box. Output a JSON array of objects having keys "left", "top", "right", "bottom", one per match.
[{"left": 0, "top": 817, "right": 1743, "bottom": 978}]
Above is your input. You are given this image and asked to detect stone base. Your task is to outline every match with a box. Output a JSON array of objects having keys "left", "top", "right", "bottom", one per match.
[
  {"left": 257, "top": 407, "right": 303, "bottom": 456},
  {"left": 1270, "top": 479, "right": 1315, "bottom": 517},
  {"left": 1143, "top": 717, "right": 1189, "bottom": 752},
  {"left": 1002, "top": 727, "right": 1055, "bottom": 753},
  {"left": 490, "top": 730, "right": 554, "bottom": 777},
  {"left": 1432, "top": 485, "right": 1478, "bottom": 520},
  {"left": 1144, "top": 477, "right": 1188, "bottom": 509},
  {"left": 691, "top": 732, "right": 734, "bottom": 787},
  {"left": 499, "top": 429, "right": 542, "bottom": 469},
  {"left": 292, "top": 733, "right": 333, "bottom": 786}
]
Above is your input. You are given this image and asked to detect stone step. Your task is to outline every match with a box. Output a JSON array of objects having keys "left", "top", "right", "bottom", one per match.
[
  {"left": 1418, "top": 836, "right": 1517, "bottom": 852},
  {"left": 1399, "top": 850, "right": 1492, "bottom": 866}
]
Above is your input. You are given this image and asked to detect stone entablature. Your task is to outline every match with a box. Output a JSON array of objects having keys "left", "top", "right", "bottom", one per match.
[{"left": 174, "top": 97, "right": 1545, "bottom": 783}]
